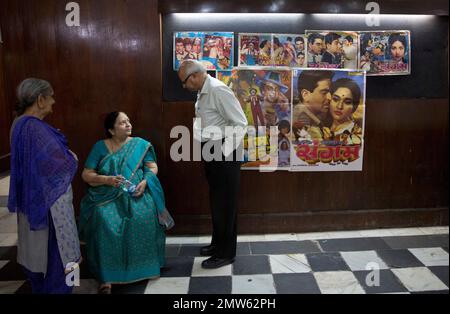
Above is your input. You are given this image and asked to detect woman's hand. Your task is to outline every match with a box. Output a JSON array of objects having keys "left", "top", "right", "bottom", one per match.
[
  {"left": 105, "top": 175, "right": 124, "bottom": 188},
  {"left": 82, "top": 169, "right": 124, "bottom": 188},
  {"left": 133, "top": 180, "right": 147, "bottom": 197}
]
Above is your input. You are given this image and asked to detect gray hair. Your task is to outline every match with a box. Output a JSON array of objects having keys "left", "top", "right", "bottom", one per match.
[
  {"left": 179, "top": 60, "right": 207, "bottom": 76},
  {"left": 16, "top": 78, "right": 54, "bottom": 115}
]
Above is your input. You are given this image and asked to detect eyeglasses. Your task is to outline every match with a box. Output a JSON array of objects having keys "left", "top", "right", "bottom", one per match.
[{"left": 182, "top": 72, "right": 195, "bottom": 86}]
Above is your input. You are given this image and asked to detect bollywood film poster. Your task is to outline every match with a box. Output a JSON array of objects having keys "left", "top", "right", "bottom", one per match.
[
  {"left": 290, "top": 68, "right": 366, "bottom": 171},
  {"left": 359, "top": 30, "right": 411, "bottom": 75},
  {"left": 217, "top": 68, "right": 293, "bottom": 170},
  {"left": 202, "top": 32, "right": 234, "bottom": 70},
  {"left": 173, "top": 32, "right": 203, "bottom": 71},
  {"left": 238, "top": 33, "right": 273, "bottom": 67},
  {"left": 239, "top": 33, "right": 307, "bottom": 68},
  {"left": 173, "top": 32, "right": 234, "bottom": 71},
  {"left": 272, "top": 34, "right": 307, "bottom": 67},
  {"left": 305, "top": 31, "right": 359, "bottom": 70}
]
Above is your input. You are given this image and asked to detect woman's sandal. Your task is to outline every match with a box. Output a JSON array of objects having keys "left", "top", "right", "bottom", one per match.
[{"left": 98, "top": 284, "right": 112, "bottom": 294}]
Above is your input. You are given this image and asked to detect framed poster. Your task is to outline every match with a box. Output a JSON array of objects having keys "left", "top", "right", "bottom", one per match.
[
  {"left": 173, "top": 32, "right": 203, "bottom": 71},
  {"left": 174, "top": 32, "right": 234, "bottom": 71},
  {"left": 272, "top": 34, "right": 307, "bottom": 67},
  {"left": 238, "top": 33, "right": 273, "bottom": 67},
  {"left": 201, "top": 32, "right": 234, "bottom": 70},
  {"left": 359, "top": 30, "right": 411, "bottom": 75},
  {"left": 305, "top": 31, "right": 359, "bottom": 70},
  {"left": 290, "top": 68, "right": 366, "bottom": 171},
  {"left": 239, "top": 33, "right": 307, "bottom": 68},
  {"left": 217, "top": 67, "right": 292, "bottom": 170}
]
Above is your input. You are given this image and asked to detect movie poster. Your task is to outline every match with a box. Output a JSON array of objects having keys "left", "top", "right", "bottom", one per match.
[
  {"left": 305, "top": 31, "right": 359, "bottom": 70},
  {"left": 202, "top": 32, "right": 234, "bottom": 70},
  {"left": 173, "top": 32, "right": 203, "bottom": 71},
  {"left": 217, "top": 68, "right": 292, "bottom": 170},
  {"left": 238, "top": 33, "right": 273, "bottom": 67},
  {"left": 290, "top": 69, "right": 366, "bottom": 171},
  {"left": 272, "top": 34, "right": 307, "bottom": 67},
  {"left": 174, "top": 32, "right": 234, "bottom": 71},
  {"left": 239, "top": 33, "right": 307, "bottom": 68},
  {"left": 359, "top": 30, "right": 411, "bottom": 75}
]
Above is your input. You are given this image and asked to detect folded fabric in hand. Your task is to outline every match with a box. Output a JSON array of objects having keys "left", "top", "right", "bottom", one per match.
[{"left": 158, "top": 208, "right": 175, "bottom": 230}]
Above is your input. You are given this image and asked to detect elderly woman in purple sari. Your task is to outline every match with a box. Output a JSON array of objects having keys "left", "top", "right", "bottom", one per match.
[
  {"left": 8, "top": 78, "right": 81, "bottom": 294},
  {"left": 79, "top": 111, "right": 173, "bottom": 294}
]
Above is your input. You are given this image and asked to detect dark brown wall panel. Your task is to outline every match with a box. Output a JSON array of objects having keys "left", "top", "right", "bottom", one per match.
[
  {"left": 162, "top": 99, "right": 448, "bottom": 221},
  {"left": 0, "top": 44, "right": 12, "bottom": 173},
  {"left": 0, "top": 0, "right": 447, "bottom": 234},
  {"left": 0, "top": 0, "right": 162, "bottom": 208},
  {"left": 159, "top": 0, "right": 449, "bottom": 15},
  {"left": 161, "top": 98, "right": 448, "bottom": 233}
]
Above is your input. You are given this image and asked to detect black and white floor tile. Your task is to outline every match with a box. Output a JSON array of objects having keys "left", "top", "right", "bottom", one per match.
[
  {"left": 1, "top": 231, "right": 448, "bottom": 294},
  {"left": 0, "top": 175, "right": 449, "bottom": 294}
]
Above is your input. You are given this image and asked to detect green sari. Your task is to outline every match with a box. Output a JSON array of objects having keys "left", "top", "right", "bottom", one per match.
[{"left": 79, "top": 137, "right": 166, "bottom": 284}]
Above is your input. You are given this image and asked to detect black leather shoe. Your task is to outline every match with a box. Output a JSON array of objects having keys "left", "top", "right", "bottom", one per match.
[
  {"left": 200, "top": 245, "right": 216, "bottom": 256},
  {"left": 201, "top": 256, "right": 235, "bottom": 269}
]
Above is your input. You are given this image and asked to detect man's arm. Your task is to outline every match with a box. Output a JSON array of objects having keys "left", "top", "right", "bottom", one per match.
[{"left": 215, "top": 85, "right": 248, "bottom": 158}]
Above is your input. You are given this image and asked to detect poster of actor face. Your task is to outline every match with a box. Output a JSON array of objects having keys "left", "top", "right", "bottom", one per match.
[
  {"left": 305, "top": 31, "right": 359, "bottom": 70},
  {"left": 173, "top": 32, "right": 234, "bottom": 71},
  {"left": 201, "top": 32, "right": 234, "bottom": 70},
  {"left": 217, "top": 68, "right": 292, "bottom": 170},
  {"left": 272, "top": 34, "right": 308, "bottom": 67},
  {"left": 290, "top": 69, "right": 366, "bottom": 171},
  {"left": 359, "top": 31, "right": 411, "bottom": 75},
  {"left": 238, "top": 33, "right": 273, "bottom": 66},
  {"left": 173, "top": 32, "right": 203, "bottom": 70}
]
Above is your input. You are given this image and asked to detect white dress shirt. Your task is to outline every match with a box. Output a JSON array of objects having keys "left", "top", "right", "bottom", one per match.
[{"left": 193, "top": 74, "right": 248, "bottom": 157}]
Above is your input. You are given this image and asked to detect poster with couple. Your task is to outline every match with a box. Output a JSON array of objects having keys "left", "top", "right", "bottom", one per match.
[{"left": 290, "top": 68, "right": 366, "bottom": 171}]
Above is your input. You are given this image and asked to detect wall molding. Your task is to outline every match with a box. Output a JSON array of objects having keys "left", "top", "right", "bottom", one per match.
[{"left": 169, "top": 207, "right": 449, "bottom": 234}]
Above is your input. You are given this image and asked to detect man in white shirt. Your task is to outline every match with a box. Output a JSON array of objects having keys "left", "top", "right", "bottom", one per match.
[{"left": 178, "top": 60, "right": 248, "bottom": 269}]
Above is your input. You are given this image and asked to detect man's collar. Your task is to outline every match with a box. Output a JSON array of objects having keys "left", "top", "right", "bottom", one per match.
[{"left": 198, "top": 74, "right": 211, "bottom": 95}]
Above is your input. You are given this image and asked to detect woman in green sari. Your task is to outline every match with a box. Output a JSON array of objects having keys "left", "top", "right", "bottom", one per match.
[{"left": 79, "top": 111, "right": 172, "bottom": 294}]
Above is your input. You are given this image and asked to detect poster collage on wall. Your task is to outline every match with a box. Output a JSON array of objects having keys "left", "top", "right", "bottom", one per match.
[
  {"left": 217, "top": 68, "right": 365, "bottom": 172},
  {"left": 173, "top": 30, "right": 410, "bottom": 171},
  {"left": 174, "top": 30, "right": 411, "bottom": 75}
]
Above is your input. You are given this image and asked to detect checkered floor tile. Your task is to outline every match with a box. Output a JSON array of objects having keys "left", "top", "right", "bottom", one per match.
[
  {"left": 0, "top": 173, "right": 448, "bottom": 295},
  {"left": 0, "top": 233, "right": 448, "bottom": 294}
]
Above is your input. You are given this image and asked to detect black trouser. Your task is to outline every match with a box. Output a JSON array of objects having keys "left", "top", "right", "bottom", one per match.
[{"left": 201, "top": 140, "right": 242, "bottom": 259}]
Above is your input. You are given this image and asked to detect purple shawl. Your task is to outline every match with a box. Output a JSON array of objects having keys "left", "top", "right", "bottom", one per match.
[{"left": 8, "top": 116, "right": 78, "bottom": 231}]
